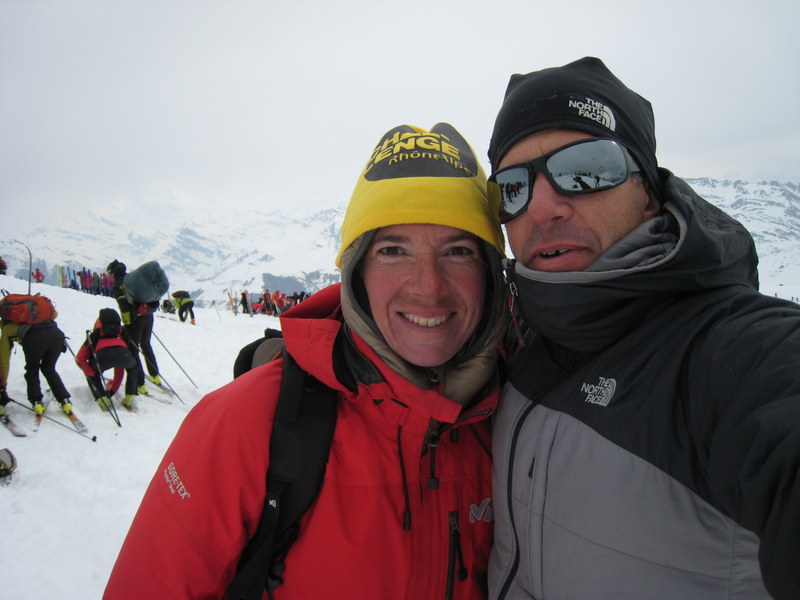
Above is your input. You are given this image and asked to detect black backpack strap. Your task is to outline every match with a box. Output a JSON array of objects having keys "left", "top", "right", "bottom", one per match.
[{"left": 226, "top": 350, "right": 338, "bottom": 600}]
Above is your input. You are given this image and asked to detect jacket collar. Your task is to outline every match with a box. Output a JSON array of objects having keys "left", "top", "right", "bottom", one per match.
[
  {"left": 279, "top": 283, "right": 500, "bottom": 419},
  {"left": 509, "top": 172, "right": 759, "bottom": 353}
]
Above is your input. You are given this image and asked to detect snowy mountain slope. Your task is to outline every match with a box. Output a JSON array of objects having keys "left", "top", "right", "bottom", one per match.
[
  {"left": 1, "top": 178, "right": 798, "bottom": 308},
  {"left": 2, "top": 199, "right": 346, "bottom": 302},
  {"left": 684, "top": 178, "right": 800, "bottom": 281}
]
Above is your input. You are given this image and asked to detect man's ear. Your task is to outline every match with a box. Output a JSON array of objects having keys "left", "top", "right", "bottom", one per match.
[{"left": 644, "top": 190, "right": 661, "bottom": 219}]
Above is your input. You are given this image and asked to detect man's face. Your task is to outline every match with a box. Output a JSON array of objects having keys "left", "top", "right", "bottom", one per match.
[
  {"left": 362, "top": 223, "right": 486, "bottom": 368},
  {"left": 499, "top": 130, "right": 660, "bottom": 272}
]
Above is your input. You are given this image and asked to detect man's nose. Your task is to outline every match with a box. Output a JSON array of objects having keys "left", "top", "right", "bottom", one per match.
[{"left": 524, "top": 174, "right": 574, "bottom": 225}]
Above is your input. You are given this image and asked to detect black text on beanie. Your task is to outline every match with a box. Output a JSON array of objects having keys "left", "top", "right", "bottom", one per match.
[{"left": 488, "top": 57, "right": 660, "bottom": 195}]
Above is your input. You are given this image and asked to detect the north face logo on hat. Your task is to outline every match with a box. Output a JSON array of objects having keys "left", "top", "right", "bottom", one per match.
[
  {"left": 567, "top": 95, "right": 617, "bottom": 131},
  {"left": 363, "top": 123, "right": 478, "bottom": 181}
]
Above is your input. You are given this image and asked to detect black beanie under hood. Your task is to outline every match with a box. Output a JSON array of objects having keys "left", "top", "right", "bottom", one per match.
[{"left": 488, "top": 57, "right": 660, "bottom": 197}]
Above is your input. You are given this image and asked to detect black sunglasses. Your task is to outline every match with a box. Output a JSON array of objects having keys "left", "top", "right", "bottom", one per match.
[{"left": 488, "top": 137, "right": 640, "bottom": 223}]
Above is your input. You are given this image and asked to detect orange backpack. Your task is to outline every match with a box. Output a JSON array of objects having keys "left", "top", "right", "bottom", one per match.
[{"left": 0, "top": 293, "right": 57, "bottom": 324}]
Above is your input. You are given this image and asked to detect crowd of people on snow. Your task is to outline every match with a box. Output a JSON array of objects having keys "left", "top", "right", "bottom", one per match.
[
  {"left": 235, "top": 288, "right": 307, "bottom": 316},
  {"left": 1, "top": 255, "right": 311, "bottom": 425},
  {"left": 1, "top": 259, "right": 171, "bottom": 422},
  {"left": 3, "top": 256, "right": 311, "bottom": 315}
]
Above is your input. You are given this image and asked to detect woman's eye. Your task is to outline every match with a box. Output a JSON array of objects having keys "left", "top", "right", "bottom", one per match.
[{"left": 447, "top": 245, "right": 476, "bottom": 256}]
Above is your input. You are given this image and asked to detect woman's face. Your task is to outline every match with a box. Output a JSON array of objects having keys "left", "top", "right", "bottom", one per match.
[{"left": 361, "top": 223, "right": 486, "bottom": 368}]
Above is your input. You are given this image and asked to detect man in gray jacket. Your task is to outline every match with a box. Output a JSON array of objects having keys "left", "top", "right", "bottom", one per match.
[{"left": 486, "top": 57, "right": 800, "bottom": 599}]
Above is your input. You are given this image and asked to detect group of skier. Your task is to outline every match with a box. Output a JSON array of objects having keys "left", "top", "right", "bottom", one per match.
[
  {"left": 0, "top": 259, "right": 170, "bottom": 433},
  {"left": 238, "top": 288, "right": 306, "bottom": 316}
]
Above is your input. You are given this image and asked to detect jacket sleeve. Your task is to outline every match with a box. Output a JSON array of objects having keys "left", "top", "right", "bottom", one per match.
[
  {"left": 103, "top": 362, "right": 283, "bottom": 600},
  {"left": 112, "top": 285, "right": 133, "bottom": 325},
  {"left": 75, "top": 343, "right": 96, "bottom": 377},
  {"left": 108, "top": 367, "right": 123, "bottom": 394},
  {"left": 693, "top": 302, "right": 800, "bottom": 600},
  {"left": 0, "top": 323, "right": 20, "bottom": 388}
]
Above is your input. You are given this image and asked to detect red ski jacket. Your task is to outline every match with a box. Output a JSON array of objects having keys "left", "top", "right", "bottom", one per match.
[
  {"left": 76, "top": 336, "right": 128, "bottom": 394},
  {"left": 104, "top": 284, "right": 500, "bottom": 599}
]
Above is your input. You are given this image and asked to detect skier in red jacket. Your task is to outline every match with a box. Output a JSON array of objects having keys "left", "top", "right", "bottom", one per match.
[{"left": 104, "top": 123, "right": 508, "bottom": 599}]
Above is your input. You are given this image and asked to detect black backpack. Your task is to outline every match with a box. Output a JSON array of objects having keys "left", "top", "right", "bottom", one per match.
[
  {"left": 98, "top": 308, "right": 122, "bottom": 338},
  {"left": 227, "top": 330, "right": 338, "bottom": 600},
  {"left": 88, "top": 308, "right": 122, "bottom": 349}
]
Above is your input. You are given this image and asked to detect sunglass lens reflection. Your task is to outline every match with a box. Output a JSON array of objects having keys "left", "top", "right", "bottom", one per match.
[{"left": 496, "top": 167, "right": 530, "bottom": 218}]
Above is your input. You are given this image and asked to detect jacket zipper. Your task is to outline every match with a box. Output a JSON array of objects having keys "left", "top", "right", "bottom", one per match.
[
  {"left": 446, "top": 510, "right": 468, "bottom": 599},
  {"left": 496, "top": 401, "right": 536, "bottom": 600}
]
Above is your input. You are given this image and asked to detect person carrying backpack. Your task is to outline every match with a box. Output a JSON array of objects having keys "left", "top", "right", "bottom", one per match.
[
  {"left": 107, "top": 260, "right": 168, "bottom": 408},
  {"left": 76, "top": 308, "right": 138, "bottom": 411},
  {"left": 0, "top": 295, "right": 72, "bottom": 416},
  {"left": 171, "top": 291, "right": 195, "bottom": 324},
  {"left": 105, "top": 122, "right": 508, "bottom": 599}
]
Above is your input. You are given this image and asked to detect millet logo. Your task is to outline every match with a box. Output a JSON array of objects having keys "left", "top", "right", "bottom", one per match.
[
  {"left": 568, "top": 96, "right": 616, "bottom": 131},
  {"left": 581, "top": 376, "right": 617, "bottom": 406},
  {"left": 469, "top": 497, "right": 493, "bottom": 523}
]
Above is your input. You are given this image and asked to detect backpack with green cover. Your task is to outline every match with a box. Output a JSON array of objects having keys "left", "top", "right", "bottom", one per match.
[
  {"left": 123, "top": 261, "right": 169, "bottom": 304},
  {"left": 0, "top": 293, "right": 57, "bottom": 324},
  {"left": 227, "top": 330, "right": 338, "bottom": 600}
]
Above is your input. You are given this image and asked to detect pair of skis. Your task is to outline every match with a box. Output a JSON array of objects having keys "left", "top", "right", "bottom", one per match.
[
  {"left": 114, "top": 377, "right": 176, "bottom": 414},
  {"left": 33, "top": 405, "right": 90, "bottom": 435},
  {"left": 1, "top": 380, "right": 179, "bottom": 439},
  {"left": 2, "top": 399, "right": 96, "bottom": 442},
  {"left": 141, "top": 376, "right": 177, "bottom": 404}
]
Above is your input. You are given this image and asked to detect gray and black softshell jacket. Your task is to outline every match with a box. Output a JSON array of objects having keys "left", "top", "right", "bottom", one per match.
[{"left": 489, "top": 172, "right": 800, "bottom": 600}]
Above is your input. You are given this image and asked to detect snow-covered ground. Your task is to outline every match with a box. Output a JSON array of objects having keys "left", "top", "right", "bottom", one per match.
[
  {"left": 0, "top": 275, "right": 280, "bottom": 599},
  {"left": 1, "top": 274, "right": 798, "bottom": 599}
]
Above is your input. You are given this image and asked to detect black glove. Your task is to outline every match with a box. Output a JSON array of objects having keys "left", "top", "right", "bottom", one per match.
[{"left": 0, "top": 388, "right": 11, "bottom": 407}]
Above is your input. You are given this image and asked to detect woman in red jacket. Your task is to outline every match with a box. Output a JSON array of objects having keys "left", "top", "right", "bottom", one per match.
[
  {"left": 75, "top": 308, "right": 137, "bottom": 411},
  {"left": 104, "top": 123, "right": 507, "bottom": 600}
]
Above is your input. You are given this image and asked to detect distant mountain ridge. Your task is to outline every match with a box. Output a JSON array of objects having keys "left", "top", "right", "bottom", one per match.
[
  {"left": 2, "top": 177, "right": 798, "bottom": 303},
  {"left": 684, "top": 178, "right": 800, "bottom": 282}
]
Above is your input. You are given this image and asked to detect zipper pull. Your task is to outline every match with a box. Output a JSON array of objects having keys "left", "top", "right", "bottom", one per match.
[
  {"left": 427, "top": 430, "right": 440, "bottom": 489},
  {"left": 505, "top": 261, "right": 526, "bottom": 348}
]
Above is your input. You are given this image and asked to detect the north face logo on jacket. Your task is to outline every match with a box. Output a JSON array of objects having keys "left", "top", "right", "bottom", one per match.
[{"left": 581, "top": 376, "right": 617, "bottom": 406}]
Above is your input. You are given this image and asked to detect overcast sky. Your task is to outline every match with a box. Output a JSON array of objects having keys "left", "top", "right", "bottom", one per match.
[{"left": 1, "top": 0, "right": 798, "bottom": 228}]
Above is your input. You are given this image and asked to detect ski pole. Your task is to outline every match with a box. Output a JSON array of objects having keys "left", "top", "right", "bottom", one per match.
[
  {"left": 68, "top": 338, "right": 122, "bottom": 427},
  {"left": 11, "top": 239, "right": 33, "bottom": 294},
  {"left": 153, "top": 371, "right": 185, "bottom": 405},
  {"left": 151, "top": 330, "right": 198, "bottom": 389},
  {"left": 211, "top": 300, "right": 222, "bottom": 321},
  {"left": 96, "top": 371, "right": 123, "bottom": 426},
  {"left": 11, "top": 399, "right": 97, "bottom": 442},
  {"left": 121, "top": 332, "right": 186, "bottom": 405}
]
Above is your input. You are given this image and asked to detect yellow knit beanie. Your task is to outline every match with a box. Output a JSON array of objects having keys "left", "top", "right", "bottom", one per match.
[{"left": 335, "top": 123, "right": 504, "bottom": 267}]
